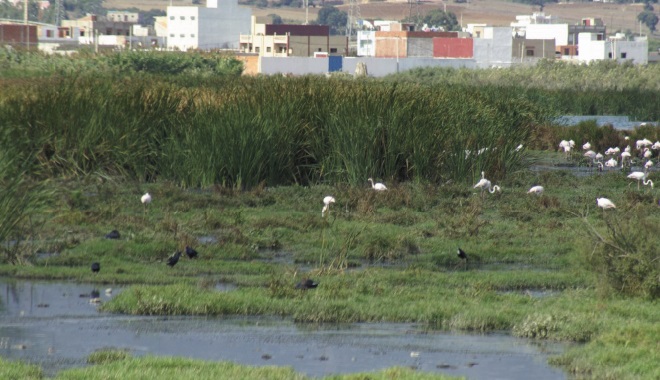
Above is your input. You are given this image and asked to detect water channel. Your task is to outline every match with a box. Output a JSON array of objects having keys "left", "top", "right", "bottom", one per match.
[{"left": 0, "top": 279, "right": 572, "bottom": 379}]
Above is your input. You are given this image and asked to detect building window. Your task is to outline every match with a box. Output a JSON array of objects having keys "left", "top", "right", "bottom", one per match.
[
  {"left": 330, "top": 48, "right": 337, "bottom": 53},
  {"left": 318, "top": 48, "right": 322, "bottom": 52},
  {"left": 191, "top": 16, "right": 195, "bottom": 20},
  {"left": 608, "top": 52, "right": 612, "bottom": 58},
  {"left": 170, "top": 16, "right": 174, "bottom": 20},
  {"left": 563, "top": 48, "right": 569, "bottom": 55},
  {"left": 526, "top": 49, "right": 534, "bottom": 56},
  {"left": 620, "top": 52, "right": 627, "bottom": 59},
  {"left": 191, "top": 34, "right": 195, "bottom": 38},
  {"left": 180, "top": 16, "right": 185, "bottom": 20},
  {"left": 170, "top": 34, "right": 175, "bottom": 37},
  {"left": 266, "top": 47, "right": 271, "bottom": 53},
  {"left": 80, "top": 30, "right": 85, "bottom": 37}
]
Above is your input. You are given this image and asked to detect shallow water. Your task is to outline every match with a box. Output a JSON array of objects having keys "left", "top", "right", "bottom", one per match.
[
  {"left": 556, "top": 115, "right": 655, "bottom": 131},
  {"left": 0, "top": 279, "right": 570, "bottom": 379}
]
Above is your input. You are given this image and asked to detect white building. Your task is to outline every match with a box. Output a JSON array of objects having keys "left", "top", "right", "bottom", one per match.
[
  {"left": 525, "top": 24, "right": 569, "bottom": 46},
  {"left": 166, "top": 0, "right": 251, "bottom": 51},
  {"left": 357, "top": 31, "right": 375, "bottom": 56},
  {"left": 473, "top": 27, "right": 514, "bottom": 68},
  {"left": 578, "top": 32, "right": 648, "bottom": 65}
]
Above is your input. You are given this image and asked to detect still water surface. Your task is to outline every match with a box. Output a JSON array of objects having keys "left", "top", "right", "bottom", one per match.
[{"left": 0, "top": 280, "right": 570, "bottom": 379}]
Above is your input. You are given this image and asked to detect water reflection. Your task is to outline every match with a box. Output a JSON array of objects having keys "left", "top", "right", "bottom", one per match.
[{"left": 0, "top": 279, "right": 570, "bottom": 379}]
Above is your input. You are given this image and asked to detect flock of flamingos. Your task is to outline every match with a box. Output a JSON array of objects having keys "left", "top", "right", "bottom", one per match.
[{"left": 319, "top": 135, "right": 659, "bottom": 217}]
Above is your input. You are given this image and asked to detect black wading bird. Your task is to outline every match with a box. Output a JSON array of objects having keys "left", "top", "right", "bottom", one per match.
[
  {"left": 185, "top": 246, "right": 198, "bottom": 259},
  {"left": 104, "top": 230, "right": 120, "bottom": 239},
  {"left": 457, "top": 248, "right": 468, "bottom": 269},
  {"left": 295, "top": 278, "right": 319, "bottom": 290},
  {"left": 167, "top": 251, "right": 182, "bottom": 267},
  {"left": 91, "top": 262, "right": 100, "bottom": 273}
]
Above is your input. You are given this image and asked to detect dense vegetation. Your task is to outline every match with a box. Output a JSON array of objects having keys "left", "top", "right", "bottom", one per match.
[{"left": 0, "top": 50, "right": 659, "bottom": 379}]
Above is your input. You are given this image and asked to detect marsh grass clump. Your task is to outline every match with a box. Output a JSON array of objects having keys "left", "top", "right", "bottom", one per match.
[
  {"left": 513, "top": 313, "right": 565, "bottom": 339},
  {"left": 0, "top": 357, "right": 43, "bottom": 380},
  {"left": 87, "top": 348, "right": 132, "bottom": 364},
  {"left": 581, "top": 213, "right": 659, "bottom": 299}
]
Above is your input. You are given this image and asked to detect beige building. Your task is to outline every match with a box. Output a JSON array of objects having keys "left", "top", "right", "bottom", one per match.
[{"left": 239, "top": 16, "right": 347, "bottom": 57}]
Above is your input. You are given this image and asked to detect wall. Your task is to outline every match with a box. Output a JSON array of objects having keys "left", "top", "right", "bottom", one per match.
[
  {"left": 433, "top": 38, "right": 473, "bottom": 58},
  {"left": 260, "top": 56, "right": 329, "bottom": 75},
  {"left": 0, "top": 24, "right": 38, "bottom": 47},
  {"left": 259, "top": 56, "right": 475, "bottom": 77},
  {"left": 512, "top": 38, "right": 555, "bottom": 60}
]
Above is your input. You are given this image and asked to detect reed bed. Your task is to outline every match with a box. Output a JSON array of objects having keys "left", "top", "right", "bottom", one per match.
[{"left": 0, "top": 74, "right": 545, "bottom": 188}]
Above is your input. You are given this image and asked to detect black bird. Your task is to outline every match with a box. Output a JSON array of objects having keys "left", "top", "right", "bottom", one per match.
[
  {"left": 185, "top": 246, "right": 198, "bottom": 259},
  {"left": 457, "top": 248, "right": 468, "bottom": 262},
  {"left": 167, "top": 251, "right": 182, "bottom": 267},
  {"left": 104, "top": 230, "right": 121, "bottom": 239},
  {"left": 91, "top": 262, "right": 100, "bottom": 273},
  {"left": 295, "top": 278, "right": 319, "bottom": 290},
  {"left": 90, "top": 289, "right": 100, "bottom": 298}
]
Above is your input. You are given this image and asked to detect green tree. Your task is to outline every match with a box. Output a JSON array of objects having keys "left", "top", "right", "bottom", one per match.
[
  {"left": 315, "top": 6, "right": 347, "bottom": 36},
  {"left": 638, "top": 10, "right": 658, "bottom": 32},
  {"left": 421, "top": 9, "right": 459, "bottom": 32},
  {"left": 267, "top": 14, "right": 283, "bottom": 24}
]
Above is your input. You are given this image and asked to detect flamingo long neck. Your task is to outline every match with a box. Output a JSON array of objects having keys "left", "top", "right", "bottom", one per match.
[
  {"left": 488, "top": 185, "right": 498, "bottom": 193},
  {"left": 369, "top": 179, "right": 375, "bottom": 188},
  {"left": 643, "top": 179, "right": 653, "bottom": 188}
]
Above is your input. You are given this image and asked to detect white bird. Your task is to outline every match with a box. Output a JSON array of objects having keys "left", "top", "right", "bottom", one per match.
[
  {"left": 528, "top": 185, "right": 544, "bottom": 195},
  {"left": 322, "top": 196, "right": 336, "bottom": 217},
  {"left": 645, "top": 160, "right": 653, "bottom": 169},
  {"left": 141, "top": 192, "right": 152, "bottom": 212},
  {"left": 584, "top": 150, "right": 596, "bottom": 159},
  {"left": 597, "top": 197, "right": 616, "bottom": 210},
  {"left": 582, "top": 142, "right": 591, "bottom": 150},
  {"left": 643, "top": 148, "right": 652, "bottom": 159},
  {"left": 474, "top": 174, "right": 501, "bottom": 196},
  {"left": 627, "top": 170, "right": 653, "bottom": 190},
  {"left": 652, "top": 141, "right": 660, "bottom": 150},
  {"left": 605, "top": 158, "right": 618, "bottom": 168},
  {"left": 368, "top": 178, "right": 387, "bottom": 191},
  {"left": 621, "top": 152, "right": 632, "bottom": 167}
]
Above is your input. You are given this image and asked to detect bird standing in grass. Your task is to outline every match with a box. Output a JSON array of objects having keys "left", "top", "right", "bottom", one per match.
[
  {"left": 185, "top": 246, "right": 198, "bottom": 259},
  {"left": 528, "top": 185, "right": 544, "bottom": 195},
  {"left": 473, "top": 172, "right": 501, "bottom": 197},
  {"left": 457, "top": 248, "right": 468, "bottom": 270},
  {"left": 295, "top": 278, "right": 319, "bottom": 290},
  {"left": 167, "top": 251, "right": 182, "bottom": 267},
  {"left": 91, "top": 262, "right": 100, "bottom": 273},
  {"left": 597, "top": 197, "right": 616, "bottom": 210},
  {"left": 104, "top": 230, "right": 120, "bottom": 239},
  {"left": 368, "top": 178, "right": 387, "bottom": 191},
  {"left": 141, "top": 192, "right": 152, "bottom": 213},
  {"left": 322, "top": 196, "right": 336, "bottom": 217},
  {"left": 627, "top": 169, "right": 653, "bottom": 190}
]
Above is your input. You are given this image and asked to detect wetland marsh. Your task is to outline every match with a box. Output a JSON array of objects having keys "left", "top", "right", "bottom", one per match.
[{"left": 0, "top": 51, "right": 658, "bottom": 379}]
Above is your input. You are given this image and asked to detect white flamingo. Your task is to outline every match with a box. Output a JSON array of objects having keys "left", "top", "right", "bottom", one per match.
[
  {"left": 141, "top": 192, "right": 152, "bottom": 212},
  {"left": 474, "top": 172, "right": 501, "bottom": 196},
  {"left": 368, "top": 178, "right": 387, "bottom": 191},
  {"left": 322, "top": 195, "right": 336, "bottom": 217},
  {"left": 627, "top": 168, "right": 653, "bottom": 190},
  {"left": 528, "top": 185, "right": 544, "bottom": 195},
  {"left": 597, "top": 197, "right": 616, "bottom": 210},
  {"left": 582, "top": 142, "right": 591, "bottom": 150}
]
